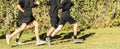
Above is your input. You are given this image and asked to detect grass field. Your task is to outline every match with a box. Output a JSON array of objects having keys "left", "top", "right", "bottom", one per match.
[{"left": 0, "top": 27, "right": 120, "bottom": 49}]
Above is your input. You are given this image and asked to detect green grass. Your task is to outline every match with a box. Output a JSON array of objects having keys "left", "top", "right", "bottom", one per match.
[{"left": 0, "top": 27, "right": 120, "bottom": 49}]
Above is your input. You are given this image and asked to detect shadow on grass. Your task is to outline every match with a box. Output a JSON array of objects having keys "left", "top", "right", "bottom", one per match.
[
  {"left": 0, "top": 31, "right": 15, "bottom": 39},
  {"left": 79, "top": 33, "right": 95, "bottom": 41},
  {"left": 0, "top": 34, "right": 5, "bottom": 39},
  {"left": 22, "top": 32, "right": 62, "bottom": 43},
  {"left": 22, "top": 29, "right": 94, "bottom": 44},
  {"left": 61, "top": 29, "right": 85, "bottom": 40},
  {"left": 22, "top": 33, "right": 46, "bottom": 43}
]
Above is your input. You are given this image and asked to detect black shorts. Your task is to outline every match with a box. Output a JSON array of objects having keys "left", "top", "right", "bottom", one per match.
[
  {"left": 59, "top": 11, "right": 76, "bottom": 25},
  {"left": 17, "top": 11, "right": 35, "bottom": 27},
  {"left": 49, "top": 13, "right": 59, "bottom": 28}
]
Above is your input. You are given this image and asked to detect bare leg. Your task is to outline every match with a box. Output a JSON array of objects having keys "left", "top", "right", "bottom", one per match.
[
  {"left": 6, "top": 23, "right": 27, "bottom": 44},
  {"left": 45, "top": 27, "right": 56, "bottom": 46},
  {"left": 25, "top": 23, "right": 34, "bottom": 29},
  {"left": 51, "top": 25, "right": 63, "bottom": 37},
  {"left": 73, "top": 23, "right": 77, "bottom": 36},
  {"left": 32, "top": 21, "right": 40, "bottom": 42},
  {"left": 16, "top": 23, "right": 34, "bottom": 38},
  {"left": 46, "top": 27, "right": 55, "bottom": 37},
  {"left": 33, "top": 21, "right": 46, "bottom": 45},
  {"left": 15, "top": 23, "right": 34, "bottom": 42},
  {"left": 16, "top": 33, "right": 22, "bottom": 39},
  {"left": 72, "top": 23, "right": 83, "bottom": 43},
  {"left": 10, "top": 23, "right": 27, "bottom": 39},
  {"left": 15, "top": 32, "right": 23, "bottom": 42}
]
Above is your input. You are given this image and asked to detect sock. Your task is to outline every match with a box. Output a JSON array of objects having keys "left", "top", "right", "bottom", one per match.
[
  {"left": 15, "top": 38, "right": 19, "bottom": 42},
  {"left": 74, "top": 35, "right": 77, "bottom": 39}
]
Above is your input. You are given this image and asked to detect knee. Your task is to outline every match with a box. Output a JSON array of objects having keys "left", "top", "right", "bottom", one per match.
[
  {"left": 19, "top": 23, "right": 27, "bottom": 31},
  {"left": 21, "top": 27, "right": 26, "bottom": 30},
  {"left": 73, "top": 23, "right": 77, "bottom": 26},
  {"left": 33, "top": 21, "right": 39, "bottom": 27},
  {"left": 57, "top": 25, "right": 63, "bottom": 29}
]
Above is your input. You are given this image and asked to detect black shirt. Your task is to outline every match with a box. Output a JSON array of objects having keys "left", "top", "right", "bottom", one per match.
[
  {"left": 58, "top": 0, "right": 74, "bottom": 11},
  {"left": 19, "top": 0, "right": 36, "bottom": 11},
  {"left": 47, "top": 0, "right": 60, "bottom": 14}
]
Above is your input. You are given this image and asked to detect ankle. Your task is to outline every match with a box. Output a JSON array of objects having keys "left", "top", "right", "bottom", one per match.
[
  {"left": 15, "top": 38, "right": 19, "bottom": 42},
  {"left": 74, "top": 35, "right": 77, "bottom": 39}
]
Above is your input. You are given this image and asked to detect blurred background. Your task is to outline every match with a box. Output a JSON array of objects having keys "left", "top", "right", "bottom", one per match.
[{"left": 0, "top": 0, "right": 120, "bottom": 35}]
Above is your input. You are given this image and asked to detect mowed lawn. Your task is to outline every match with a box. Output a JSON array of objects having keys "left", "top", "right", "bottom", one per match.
[{"left": 0, "top": 27, "right": 120, "bottom": 49}]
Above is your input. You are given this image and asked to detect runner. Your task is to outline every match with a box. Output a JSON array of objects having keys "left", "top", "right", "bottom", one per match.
[
  {"left": 6, "top": 0, "right": 45, "bottom": 46},
  {"left": 51, "top": 0, "right": 83, "bottom": 44},
  {"left": 45, "top": 0, "right": 60, "bottom": 46}
]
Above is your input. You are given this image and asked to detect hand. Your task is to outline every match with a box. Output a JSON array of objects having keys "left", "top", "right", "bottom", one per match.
[
  {"left": 17, "top": 5, "right": 25, "bottom": 13},
  {"left": 21, "top": 10, "right": 24, "bottom": 13},
  {"left": 35, "top": 1, "right": 40, "bottom": 5}
]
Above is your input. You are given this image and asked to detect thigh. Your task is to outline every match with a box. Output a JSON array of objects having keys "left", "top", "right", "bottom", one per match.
[
  {"left": 18, "top": 23, "right": 27, "bottom": 30},
  {"left": 32, "top": 20, "right": 39, "bottom": 27},
  {"left": 25, "top": 23, "right": 34, "bottom": 29}
]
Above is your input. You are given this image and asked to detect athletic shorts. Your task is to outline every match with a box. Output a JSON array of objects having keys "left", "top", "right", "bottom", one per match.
[
  {"left": 49, "top": 12, "right": 59, "bottom": 28},
  {"left": 17, "top": 11, "right": 35, "bottom": 27},
  {"left": 59, "top": 11, "right": 76, "bottom": 25}
]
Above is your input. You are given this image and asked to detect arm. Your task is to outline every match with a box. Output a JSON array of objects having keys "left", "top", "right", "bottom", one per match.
[
  {"left": 18, "top": 0, "right": 24, "bottom": 12},
  {"left": 34, "top": 1, "right": 40, "bottom": 6},
  {"left": 17, "top": 5, "right": 24, "bottom": 12},
  {"left": 30, "top": 0, "right": 39, "bottom": 8}
]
